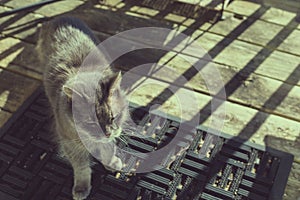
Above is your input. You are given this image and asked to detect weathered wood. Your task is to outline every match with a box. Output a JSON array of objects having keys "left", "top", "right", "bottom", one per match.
[
  {"left": 278, "top": 28, "right": 300, "bottom": 56},
  {"left": 76, "top": 8, "right": 300, "bottom": 86},
  {"left": 126, "top": 72, "right": 300, "bottom": 143},
  {"left": 1, "top": 34, "right": 298, "bottom": 151},
  {"left": 0, "top": 31, "right": 42, "bottom": 80},
  {"left": 0, "top": 63, "right": 42, "bottom": 81},
  {"left": 0, "top": 1, "right": 299, "bottom": 198},
  {"left": 2, "top": 2, "right": 297, "bottom": 90},
  {"left": 1, "top": 7, "right": 299, "bottom": 124},
  {"left": 0, "top": 69, "right": 40, "bottom": 113},
  {"left": 91, "top": 31, "right": 300, "bottom": 151},
  {"left": 0, "top": 0, "right": 46, "bottom": 7},
  {"left": 0, "top": 109, "right": 12, "bottom": 128},
  {"left": 0, "top": 37, "right": 42, "bottom": 73},
  {"left": 92, "top": 0, "right": 300, "bottom": 57},
  {"left": 0, "top": 0, "right": 85, "bottom": 17},
  {"left": 285, "top": 162, "right": 300, "bottom": 199},
  {"left": 2, "top": 0, "right": 299, "bottom": 58},
  {"left": 225, "top": 0, "right": 300, "bottom": 30},
  {"left": 124, "top": 51, "right": 300, "bottom": 122},
  {"left": 0, "top": 6, "right": 43, "bottom": 43},
  {"left": 259, "top": 0, "right": 300, "bottom": 15},
  {"left": 203, "top": 12, "right": 300, "bottom": 56},
  {"left": 3, "top": 26, "right": 300, "bottom": 123},
  {"left": 127, "top": 72, "right": 300, "bottom": 200}
]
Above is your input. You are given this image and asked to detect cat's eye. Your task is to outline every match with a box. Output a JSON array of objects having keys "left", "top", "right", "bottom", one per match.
[
  {"left": 112, "top": 114, "right": 121, "bottom": 123},
  {"left": 111, "top": 116, "right": 119, "bottom": 129},
  {"left": 112, "top": 121, "right": 118, "bottom": 130}
]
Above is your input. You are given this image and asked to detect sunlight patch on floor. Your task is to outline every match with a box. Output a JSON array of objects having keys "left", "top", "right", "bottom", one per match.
[
  {"left": 0, "top": 90, "right": 10, "bottom": 108},
  {"left": 0, "top": 38, "right": 24, "bottom": 68}
]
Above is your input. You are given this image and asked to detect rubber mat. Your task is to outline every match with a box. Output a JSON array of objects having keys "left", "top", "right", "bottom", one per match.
[{"left": 0, "top": 87, "right": 293, "bottom": 200}]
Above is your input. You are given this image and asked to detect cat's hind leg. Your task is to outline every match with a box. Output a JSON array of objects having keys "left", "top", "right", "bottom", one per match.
[
  {"left": 60, "top": 141, "right": 92, "bottom": 200},
  {"left": 72, "top": 165, "right": 92, "bottom": 200}
]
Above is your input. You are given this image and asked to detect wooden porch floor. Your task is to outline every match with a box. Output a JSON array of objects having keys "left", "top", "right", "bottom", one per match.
[{"left": 0, "top": 0, "right": 299, "bottom": 199}]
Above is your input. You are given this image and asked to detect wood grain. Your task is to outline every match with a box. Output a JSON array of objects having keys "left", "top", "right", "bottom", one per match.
[
  {"left": 0, "top": 69, "right": 40, "bottom": 113},
  {"left": 0, "top": 2, "right": 299, "bottom": 198},
  {"left": 0, "top": 109, "right": 12, "bottom": 128}
]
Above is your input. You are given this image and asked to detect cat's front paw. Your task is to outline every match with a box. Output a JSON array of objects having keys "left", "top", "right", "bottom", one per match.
[
  {"left": 72, "top": 183, "right": 91, "bottom": 200},
  {"left": 111, "top": 156, "right": 123, "bottom": 171},
  {"left": 104, "top": 156, "right": 123, "bottom": 172}
]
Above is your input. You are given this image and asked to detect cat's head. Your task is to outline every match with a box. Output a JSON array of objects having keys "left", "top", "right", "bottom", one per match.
[
  {"left": 63, "top": 71, "right": 128, "bottom": 141},
  {"left": 94, "top": 72, "right": 128, "bottom": 140}
]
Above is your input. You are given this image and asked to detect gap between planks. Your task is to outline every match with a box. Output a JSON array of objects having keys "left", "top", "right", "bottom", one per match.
[
  {"left": 0, "top": 0, "right": 300, "bottom": 139},
  {"left": 1, "top": 4, "right": 299, "bottom": 88},
  {"left": 0, "top": 14, "right": 299, "bottom": 125},
  {"left": 1, "top": 0, "right": 300, "bottom": 54},
  {"left": 1, "top": 33, "right": 300, "bottom": 126}
]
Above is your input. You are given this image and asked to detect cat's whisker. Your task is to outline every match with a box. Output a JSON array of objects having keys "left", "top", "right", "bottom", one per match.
[{"left": 117, "top": 136, "right": 128, "bottom": 146}]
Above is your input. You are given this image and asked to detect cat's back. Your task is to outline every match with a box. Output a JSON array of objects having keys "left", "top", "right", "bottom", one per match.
[
  {"left": 38, "top": 16, "right": 99, "bottom": 103},
  {"left": 43, "top": 16, "right": 98, "bottom": 44},
  {"left": 38, "top": 16, "right": 99, "bottom": 59}
]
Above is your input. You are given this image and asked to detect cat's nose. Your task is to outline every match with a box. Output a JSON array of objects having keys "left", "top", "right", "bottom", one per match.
[{"left": 105, "top": 132, "right": 111, "bottom": 137}]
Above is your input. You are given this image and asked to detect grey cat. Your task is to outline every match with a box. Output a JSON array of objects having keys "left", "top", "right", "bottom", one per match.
[{"left": 36, "top": 16, "right": 128, "bottom": 200}]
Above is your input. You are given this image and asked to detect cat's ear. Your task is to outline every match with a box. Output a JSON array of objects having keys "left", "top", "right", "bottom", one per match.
[
  {"left": 62, "top": 82, "right": 83, "bottom": 99},
  {"left": 108, "top": 72, "right": 122, "bottom": 95}
]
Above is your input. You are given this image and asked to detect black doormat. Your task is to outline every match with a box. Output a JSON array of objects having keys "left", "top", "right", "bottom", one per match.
[{"left": 0, "top": 87, "right": 293, "bottom": 200}]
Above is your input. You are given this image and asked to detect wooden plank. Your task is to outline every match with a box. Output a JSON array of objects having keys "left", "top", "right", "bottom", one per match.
[
  {"left": 73, "top": 8, "right": 300, "bottom": 86},
  {"left": 92, "top": 29, "right": 300, "bottom": 128},
  {"left": 260, "top": 7, "right": 300, "bottom": 30},
  {"left": 277, "top": 28, "right": 300, "bottom": 56},
  {"left": 121, "top": 2, "right": 300, "bottom": 57},
  {"left": 261, "top": 0, "right": 300, "bottom": 14},
  {"left": 1, "top": 36, "right": 299, "bottom": 149},
  {"left": 188, "top": 32, "right": 300, "bottom": 86},
  {"left": 0, "top": 63, "right": 42, "bottom": 81},
  {"left": 0, "top": 0, "right": 43, "bottom": 7},
  {"left": 0, "top": 1, "right": 298, "bottom": 198},
  {"left": 0, "top": 69, "right": 40, "bottom": 113},
  {"left": 99, "top": 35, "right": 300, "bottom": 122},
  {"left": 34, "top": 0, "right": 85, "bottom": 17},
  {"left": 0, "top": 37, "right": 42, "bottom": 73},
  {"left": 1, "top": 0, "right": 298, "bottom": 144},
  {"left": 115, "top": 3, "right": 300, "bottom": 57},
  {"left": 127, "top": 72, "right": 300, "bottom": 145},
  {"left": 0, "top": 0, "right": 85, "bottom": 17},
  {"left": 0, "top": 6, "right": 43, "bottom": 43},
  {"left": 0, "top": 109, "right": 12, "bottom": 128},
  {"left": 94, "top": 20, "right": 300, "bottom": 88},
  {"left": 2, "top": 0, "right": 299, "bottom": 58},
  {"left": 0, "top": 28, "right": 42, "bottom": 80},
  {"left": 0, "top": 1, "right": 85, "bottom": 43},
  {"left": 202, "top": 12, "right": 300, "bottom": 56},
  {"left": 284, "top": 162, "right": 300, "bottom": 200},
  {"left": 225, "top": 0, "right": 300, "bottom": 30},
  {"left": 3, "top": 23, "right": 300, "bottom": 123},
  {"left": 1, "top": 30, "right": 299, "bottom": 149},
  {"left": 1, "top": 8, "right": 300, "bottom": 124},
  {"left": 6, "top": 3, "right": 294, "bottom": 91},
  {"left": 139, "top": 52, "right": 300, "bottom": 122},
  {"left": 127, "top": 72, "right": 299, "bottom": 200}
]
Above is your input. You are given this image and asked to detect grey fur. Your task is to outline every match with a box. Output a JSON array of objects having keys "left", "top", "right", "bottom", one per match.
[{"left": 37, "top": 16, "right": 128, "bottom": 200}]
